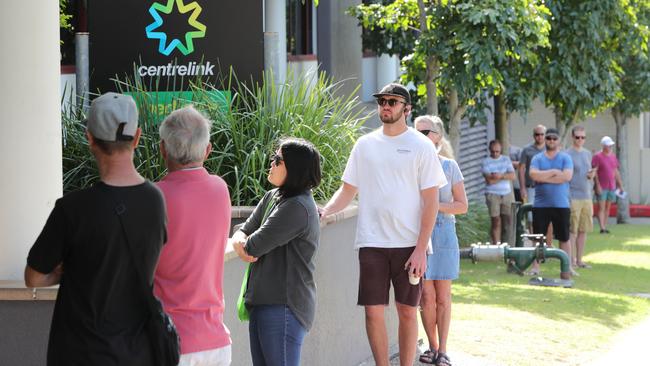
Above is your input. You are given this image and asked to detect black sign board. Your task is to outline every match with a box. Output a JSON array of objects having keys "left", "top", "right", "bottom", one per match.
[{"left": 89, "top": 0, "right": 264, "bottom": 93}]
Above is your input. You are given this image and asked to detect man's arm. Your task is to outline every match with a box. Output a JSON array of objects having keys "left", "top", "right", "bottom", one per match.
[
  {"left": 545, "top": 168, "right": 573, "bottom": 184},
  {"left": 24, "top": 263, "right": 63, "bottom": 288},
  {"left": 530, "top": 168, "right": 563, "bottom": 183},
  {"left": 484, "top": 173, "right": 500, "bottom": 185},
  {"left": 615, "top": 169, "right": 624, "bottom": 191},
  {"left": 502, "top": 171, "right": 516, "bottom": 181},
  {"left": 405, "top": 186, "right": 439, "bottom": 278},
  {"left": 320, "top": 182, "right": 358, "bottom": 219},
  {"left": 519, "top": 163, "right": 528, "bottom": 199}
]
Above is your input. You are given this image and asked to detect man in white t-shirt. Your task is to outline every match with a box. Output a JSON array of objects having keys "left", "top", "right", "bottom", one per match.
[{"left": 321, "top": 83, "right": 447, "bottom": 366}]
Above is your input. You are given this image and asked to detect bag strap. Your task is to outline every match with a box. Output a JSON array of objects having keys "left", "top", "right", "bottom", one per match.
[{"left": 108, "top": 187, "right": 159, "bottom": 313}]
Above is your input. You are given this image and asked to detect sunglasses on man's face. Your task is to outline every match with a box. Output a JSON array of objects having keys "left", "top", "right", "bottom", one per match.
[
  {"left": 376, "top": 98, "right": 405, "bottom": 107},
  {"left": 574, "top": 135, "right": 586, "bottom": 140},
  {"left": 534, "top": 133, "right": 545, "bottom": 137},
  {"left": 545, "top": 136, "right": 558, "bottom": 141},
  {"left": 271, "top": 154, "right": 283, "bottom": 166}
]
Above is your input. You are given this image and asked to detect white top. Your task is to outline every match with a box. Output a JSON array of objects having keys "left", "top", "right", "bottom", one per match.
[
  {"left": 482, "top": 155, "right": 514, "bottom": 195},
  {"left": 343, "top": 128, "right": 447, "bottom": 249}
]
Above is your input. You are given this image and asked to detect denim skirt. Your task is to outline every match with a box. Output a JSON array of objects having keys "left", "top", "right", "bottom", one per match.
[{"left": 424, "top": 217, "right": 460, "bottom": 280}]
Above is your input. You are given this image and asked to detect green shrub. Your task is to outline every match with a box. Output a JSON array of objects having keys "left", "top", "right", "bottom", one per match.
[
  {"left": 61, "top": 70, "right": 368, "bottom": 205},
  {"left": 455, "top": 201, "right": 491, "bottom": 246}
]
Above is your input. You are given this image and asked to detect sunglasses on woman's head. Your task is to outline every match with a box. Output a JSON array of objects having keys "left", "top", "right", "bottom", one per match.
[
  {"left": 376, "top": 98, "right": 405, "bottom": 107},
  {"left": 271, "top": 154, "right": 283, "bottom": 166}
]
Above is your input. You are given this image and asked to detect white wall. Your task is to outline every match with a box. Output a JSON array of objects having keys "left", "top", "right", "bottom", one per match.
[{"left": 0, "top": 2, "right": 62, "bottom": 279}]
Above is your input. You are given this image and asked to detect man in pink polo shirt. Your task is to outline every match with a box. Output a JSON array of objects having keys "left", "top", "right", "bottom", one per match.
[
  {"left": 155, "top": 106, "right": 232, "bottom": 365},
  {"left": 592, "top": 136, "right": 624, "bottom": 234}
]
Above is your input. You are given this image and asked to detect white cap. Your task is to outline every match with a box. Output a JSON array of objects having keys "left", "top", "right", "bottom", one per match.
[{"left": 601, "top": 136, "right": 615, "bottom": 146}]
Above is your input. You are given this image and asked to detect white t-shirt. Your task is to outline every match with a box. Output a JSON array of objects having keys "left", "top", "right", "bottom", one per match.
[{"left": 342, "top": 127, "right": 447, "bottom": 249}]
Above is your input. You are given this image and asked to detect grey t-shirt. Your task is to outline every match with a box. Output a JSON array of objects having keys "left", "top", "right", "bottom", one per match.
[
  {"left": 509, "top": 145, "right": 522, "bottom": 189},
  {"left": 567, "top": 147, "right": 593, "bottom": 200},
  {"left": 439, "top": 157, "right": 464, "bottom": 204},
  {"left": 519, "top": 143, "right": 545, "bottom": 188}
]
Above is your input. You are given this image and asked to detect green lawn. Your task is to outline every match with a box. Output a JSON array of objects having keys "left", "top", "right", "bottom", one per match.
[{"left": 433, "top": 224, "right": 650, "bottom": 366}]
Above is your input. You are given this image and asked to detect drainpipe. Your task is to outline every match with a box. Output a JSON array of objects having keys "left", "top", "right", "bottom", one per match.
[
  {"left": 514, "top": 203, "right": 532, "bottom": 247},
  {"left": 75, "top": 32, "right": 89, "bottom": 112}
]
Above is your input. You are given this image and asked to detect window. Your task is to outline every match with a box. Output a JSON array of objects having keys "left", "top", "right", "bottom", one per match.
[{"left": 287, "top": 0, "right": 314, "bottom": 55}]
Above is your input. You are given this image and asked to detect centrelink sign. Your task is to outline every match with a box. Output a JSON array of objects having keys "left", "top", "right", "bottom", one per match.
[{"left": 89, "top": 0, "right": 264, "bottom": 93}]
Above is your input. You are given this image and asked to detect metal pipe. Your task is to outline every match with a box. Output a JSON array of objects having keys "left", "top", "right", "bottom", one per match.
[
  {"left": 462, "top": 242, "right": 573, "bottom": 280},
  {"left": 515, "top": 203, "right": 532, "bottom": 247},
  {"left": 75, "top": 32, "right": 89, "bottom": 112},
  {"left": 544, "top": 248, "right": 572, "bottom": 280}
]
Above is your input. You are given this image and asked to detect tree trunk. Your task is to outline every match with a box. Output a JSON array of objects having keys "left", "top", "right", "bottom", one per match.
[
  {"left": 553, "top": 107, "right": 578, "bottom": 146},
  {"left": 494, "top": 94, "right": 509, "bottom": 154},
  {"left": 448, "top": 88, "right": 466, "bottom": 156},
  {"left": 417, "top": 0, "right": 438, "bottom": 115},
  {"left": 612, "top": 107, "right": 630, "bottom": 224}
]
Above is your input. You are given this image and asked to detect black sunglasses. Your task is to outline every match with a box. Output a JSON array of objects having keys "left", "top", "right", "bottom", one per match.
[
  {"left": 534, "top": 133, "right": 545, "bottom": 136},
  {"left": 574, "top": 136, "right": 586, "bottom": 140},
  {"left": 545, "top": 136, "right": 558, "bottom": 141},
  {"left": 271, "top": 154, "right": 283, "bottom": 166},
  {"left": 376, "top": 98, "right": 405, "bottom": 107},
  {"left": 419, "top": 129, "right": 432, "bottom": 136}
]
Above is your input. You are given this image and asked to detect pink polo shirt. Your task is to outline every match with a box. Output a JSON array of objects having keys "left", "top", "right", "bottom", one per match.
[
  {"left": 154, "top": 168, "right": 232, "bottom": 354},
  {"left": 592, "top": 151, "right": 619, "bottom": 191}
]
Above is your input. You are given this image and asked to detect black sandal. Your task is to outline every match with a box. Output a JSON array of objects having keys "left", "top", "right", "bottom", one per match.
[
  {"left": 419, "top": 349, "right": 438, "bottom": 364},
  {"left": 435, "top": 352, "right": 452, "bottom": 366}
]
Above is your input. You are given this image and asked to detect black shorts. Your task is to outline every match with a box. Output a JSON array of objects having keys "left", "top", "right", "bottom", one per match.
[
  {"left": 532, "top": 207, "right": 571, "bottom": 242},
  {"left": 357, "top": 247, "right": 422, "bottom": 307}
]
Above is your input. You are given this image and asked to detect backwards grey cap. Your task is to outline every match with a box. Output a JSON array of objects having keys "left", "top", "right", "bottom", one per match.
[{"left": 86, "top": 92, "right": 138, "bottom": 142}]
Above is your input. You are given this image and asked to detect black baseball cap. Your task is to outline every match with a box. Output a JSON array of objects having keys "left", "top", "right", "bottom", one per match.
[
  {"left": 545, "top": 128, "right": 560, "bottom": 138},
  {"left": 372, "top": 83, "right": 411, "bottom": 105}
]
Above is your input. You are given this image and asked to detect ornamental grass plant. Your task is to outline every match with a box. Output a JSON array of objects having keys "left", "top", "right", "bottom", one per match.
[{"left": 61, "top": 70, "right": 368, "bottom": 205}]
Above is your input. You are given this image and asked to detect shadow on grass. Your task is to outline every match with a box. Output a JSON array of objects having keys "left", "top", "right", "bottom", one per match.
[{"left": 455, "top": 261, "right": 650, "bottom": 329}]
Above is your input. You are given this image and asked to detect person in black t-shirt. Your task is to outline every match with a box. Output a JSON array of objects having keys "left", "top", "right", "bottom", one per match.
[{"left": 25, "top": 93, "right": 167, "bottom": 366}]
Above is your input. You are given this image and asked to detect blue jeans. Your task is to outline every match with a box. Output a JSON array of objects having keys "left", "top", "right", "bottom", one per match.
[{"left": 249, "top": 305, "right": 306, "bottom": 366}]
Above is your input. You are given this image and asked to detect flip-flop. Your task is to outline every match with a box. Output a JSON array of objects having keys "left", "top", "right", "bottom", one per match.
[
  {"left": 419, "top": 349, "right": 437, "bottom": 364},
  {"left": 436, "top": 352, "right": 452, "bottom": 366}
]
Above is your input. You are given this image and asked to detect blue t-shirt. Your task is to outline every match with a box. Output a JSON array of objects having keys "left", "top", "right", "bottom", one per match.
[{"left": 530, "top": 152, "right": 573, "bottom": 208}]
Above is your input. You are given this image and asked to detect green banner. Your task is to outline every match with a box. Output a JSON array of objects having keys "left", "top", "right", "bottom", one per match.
[{"left": 126, "top": 90, "right": 230, "bottom": 120}]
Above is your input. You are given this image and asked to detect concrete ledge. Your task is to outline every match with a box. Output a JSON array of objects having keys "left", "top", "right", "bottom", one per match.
[
  {"left": 0, "top": 280, "right": 58, "bottom": 301},
  {"left": 2, "top": 204, "right": 359, "bottom": 299}
]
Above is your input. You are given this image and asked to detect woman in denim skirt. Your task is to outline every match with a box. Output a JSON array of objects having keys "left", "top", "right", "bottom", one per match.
[{"left": 415, "top": 115, "right": 468, "bottom": 366}]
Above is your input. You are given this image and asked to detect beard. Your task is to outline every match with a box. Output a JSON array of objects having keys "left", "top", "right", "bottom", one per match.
[
  {"left": 545, "top": 142, "right": 558, "bottom": 151},
  {"left": 379, "top": 107, "right": 405, "bottom": 124}
]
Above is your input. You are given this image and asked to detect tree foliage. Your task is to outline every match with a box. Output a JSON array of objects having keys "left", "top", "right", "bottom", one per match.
[
  {"left": 349, "top": 0, "right": 550, "bottom": 153},
  {"left": 537, "top": 0, "right": 645, "bottom": 137}
]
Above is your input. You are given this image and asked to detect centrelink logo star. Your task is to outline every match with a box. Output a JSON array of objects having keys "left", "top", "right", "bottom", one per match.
[{"left": 145, "top": 0, "right": 206, "bottom": 56}]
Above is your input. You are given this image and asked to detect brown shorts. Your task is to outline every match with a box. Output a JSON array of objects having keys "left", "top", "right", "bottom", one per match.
[
  {"left": 485, "top": 193, "right": 513, "bottom": 217},
  {"left": 358, "top": 247, "right": 422, "bottom": 307}
]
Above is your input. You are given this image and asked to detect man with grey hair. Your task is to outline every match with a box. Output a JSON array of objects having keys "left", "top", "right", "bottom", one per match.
[
  {"left": 25, "top": 92, "right": 167, "bottom": 365},
  {"left": 155, "top": 105, "right": 233, "bottom": 365}
]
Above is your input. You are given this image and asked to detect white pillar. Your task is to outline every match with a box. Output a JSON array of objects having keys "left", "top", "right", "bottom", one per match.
[
  {"left": 376, "top": 54, "right": 399, "bottom": 89},
  {"left": 265, "top": 0, "right": 287, "bottom": 85},
  {"left": 0, "top": 2, "right": 62, "bottom": 280}
]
